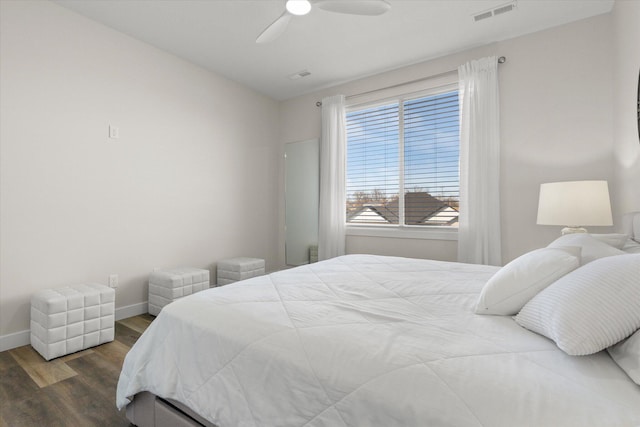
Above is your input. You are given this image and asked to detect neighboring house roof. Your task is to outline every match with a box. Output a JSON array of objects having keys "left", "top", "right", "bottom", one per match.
[
  {"left": 348, "top": 206, "right": 392, "bottom": 224},
  {"left": 422, "top": 206, "right": 459, "bottom": 226},
  {"left": 348, "top": 192, "right": 458, "bottom": 226}
]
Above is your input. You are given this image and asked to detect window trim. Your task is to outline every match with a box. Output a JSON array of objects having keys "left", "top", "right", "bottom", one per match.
[
  {"left": 345, "top": 77, "right": 460, "bottom": 240},
  {"left": 346, "top": 224, "right": 458, "bottom": 241}
]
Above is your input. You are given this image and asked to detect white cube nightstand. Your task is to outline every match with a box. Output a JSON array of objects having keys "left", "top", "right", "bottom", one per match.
[
  {"left": 217, "top": 257, "right": 265, "bottom": 286},
  {"left": 30, "top": 283, "right": 115, "bottom": 361},
  {"left": 148, "top": 267, "right": 210, "bottom": 316}
]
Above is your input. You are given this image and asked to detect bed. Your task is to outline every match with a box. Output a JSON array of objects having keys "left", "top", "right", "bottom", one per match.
[{"left": 117, "top": 217, "right": 640, "bottom": 427}]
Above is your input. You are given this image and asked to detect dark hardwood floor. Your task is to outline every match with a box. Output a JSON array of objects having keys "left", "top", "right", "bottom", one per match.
[{"left": 0, "top": 314, "right": 154, "bottom": 427}]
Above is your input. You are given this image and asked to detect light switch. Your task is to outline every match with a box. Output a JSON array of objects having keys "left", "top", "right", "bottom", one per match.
[{"left": 109, "top": 125, "right": 119, "bottom": 139}]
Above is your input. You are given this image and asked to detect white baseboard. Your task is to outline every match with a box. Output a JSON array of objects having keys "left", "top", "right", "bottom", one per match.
[
  {"left": 115, "top": 301, "right": 149, "bottom": 321},
  {"left": 0, "top": 330, "right": 31, "bottom": 353},
  {"left": 0, "top": 301, "right": 149, "bottom": 353}
]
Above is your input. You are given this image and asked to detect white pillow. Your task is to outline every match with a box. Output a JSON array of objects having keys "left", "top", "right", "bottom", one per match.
[
  {"left": 633, "top": 214, "right": 640, "bottom": 243},
  {"left": 590, "top": 233, "right": 629, "bottom": 249},
  {"left": 548, "top": 233, "right": 625, "bottom": 264},
  {"left": 608, "top": 329, "right": 640, "bottom": 385},
  {"left": 515, "top": 254, "right": 640, "bottom": 356},
  {"left": 622, "top": 238, "right": 640, "bottom": 254},
  {"left": 475, "top": 247, "right": 581, "bottom": 316}
]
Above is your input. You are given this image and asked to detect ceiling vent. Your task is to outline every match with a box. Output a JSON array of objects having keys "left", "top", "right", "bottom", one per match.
[
  {"left": 288, "top": 70, "right": 311, "bottom": 80},
  {"left": 473, "top": 1, "right": 516, "bottom": 22}
]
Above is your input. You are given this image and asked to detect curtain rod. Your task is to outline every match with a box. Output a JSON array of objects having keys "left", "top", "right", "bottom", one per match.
[{"left": 315, "top": 56, "right": 506, "bottom": 107}]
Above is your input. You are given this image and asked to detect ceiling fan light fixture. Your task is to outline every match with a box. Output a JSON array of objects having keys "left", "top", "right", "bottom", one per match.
[
  {"left": 286, "top": 0, "right": 312, "bottom": 16},
  {"left": 258, "top": 0, "right": 390, "bottom": 43}
]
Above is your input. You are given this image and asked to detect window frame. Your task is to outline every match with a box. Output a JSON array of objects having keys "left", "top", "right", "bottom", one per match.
[{"left": 345, "top": 78, "right": 460, "bottom": 241}]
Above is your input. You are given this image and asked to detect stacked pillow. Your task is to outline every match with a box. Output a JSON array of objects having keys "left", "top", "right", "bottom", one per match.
[
  {"left": 622, "top": 238, "right": 640, "bottom": 254},
  {"left": 608, "top": 329, "right": 640, "bottom": 385},
  {"left": 547, "top": 233, "right": 625, "bottom": 264},
  {"left": 589, "top": 233, "right": 632, "bottom": 249},
  {"left": 475, "top": 233, "right": 640, "bottom": 383},
  {"left": 475, "top": 246, "right": 581, "bottom": 315},
  {"left": 515, "top": 253, "right": 640, "bottom": 355}
]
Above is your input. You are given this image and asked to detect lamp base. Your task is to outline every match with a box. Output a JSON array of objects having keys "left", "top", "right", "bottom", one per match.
[{"left": 561, "top": 226, "right": 588, "bottom": 235}]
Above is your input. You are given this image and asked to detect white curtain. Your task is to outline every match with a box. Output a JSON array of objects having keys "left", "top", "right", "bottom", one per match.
[
  {"left": 457, "top": 56, "right": 502, "bottom": 266},
  {"left": 318, "top": 95, "right": 346, "bottom": 261}
]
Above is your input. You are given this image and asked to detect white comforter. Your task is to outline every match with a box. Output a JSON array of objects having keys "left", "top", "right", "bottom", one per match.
[{"left": 117, "top": 255, "right": 640, "bottom": 427}]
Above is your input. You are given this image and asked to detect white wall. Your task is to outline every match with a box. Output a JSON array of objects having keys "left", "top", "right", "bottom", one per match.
[
  {"left": 278, "top": 13, "right": 614, "bottom": 269},
  {"left": 612, "top": 0, "right": 640, "bottom": 217},
  {"left": 0, "top": 1, "right": 280, "bottom": 340},
  {"left": 498, "top": 13, "right": 614, "bottom": 260}
]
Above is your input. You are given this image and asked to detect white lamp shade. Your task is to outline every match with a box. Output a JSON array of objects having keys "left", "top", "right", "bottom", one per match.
[{"left": 537, "top": 180, "right": 613, "bottom": 227}]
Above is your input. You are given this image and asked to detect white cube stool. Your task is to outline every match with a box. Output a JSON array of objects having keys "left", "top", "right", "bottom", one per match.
[
  {"left": 148, "top": 267, "right": 210, "bottom": 316},
  {"left": 217, "top": 257, "right": 265, "bottom": 286},
  {"left": 30, "top": 283, "right": 115, "bottom": 361}
]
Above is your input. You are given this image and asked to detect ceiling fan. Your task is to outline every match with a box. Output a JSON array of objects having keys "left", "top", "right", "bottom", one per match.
[{"left": 256, "top": 0, "right": 392, "bottom": 44}]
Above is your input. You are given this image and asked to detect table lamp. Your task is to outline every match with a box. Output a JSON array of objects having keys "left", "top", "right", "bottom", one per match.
[{"left": 537, "top": 180, "right": 613, "bottom": 235}]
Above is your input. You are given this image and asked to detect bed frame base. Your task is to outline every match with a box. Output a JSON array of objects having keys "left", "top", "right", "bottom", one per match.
[{"left": 126, "top": 392, "right": 218, "bottom": 427}]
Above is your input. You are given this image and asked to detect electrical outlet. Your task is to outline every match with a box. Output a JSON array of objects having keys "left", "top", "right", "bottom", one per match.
[{"left": 109, "top": 274, "right": 118, "bottom": 288}]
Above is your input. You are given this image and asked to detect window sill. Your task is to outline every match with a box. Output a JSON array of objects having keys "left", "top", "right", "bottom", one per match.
[{"left": 346, "top": 225, "right": 458, "bottom": 241}]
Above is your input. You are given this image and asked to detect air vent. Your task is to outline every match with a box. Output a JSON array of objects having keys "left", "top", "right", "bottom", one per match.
[
  {"left": 288, "top": 70, "right": 311, "bottom": 80},
  {"left": 473, "top": 11, "right": 493, "bottom": 22},
  {"left": 493, "top": 3, "right": 515, "bottom": 15},
  {"left": 472, "top": 1, "right": 516, "bottom": 22}
]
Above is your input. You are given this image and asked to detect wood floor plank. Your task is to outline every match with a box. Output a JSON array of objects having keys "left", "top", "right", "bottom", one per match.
[
  {"left": 9, "top": 346, "right": 77, "bottom": 388},
  {"left": 0, "top": 352, "right": 18, "bottom": 372},
  {"left": 115, "top": 322, "right": 143, "bottom": 348},
  {"left": 59, "top": 348, "right": 94, "bottom": 362},
  {"left": 0, "top": 388, "right": 70, "bottom": 427},
  {"left": 7, "top": 344, "right": 45, "bottom": 365},
  {"left": 0, "top": 314, "right": 152, "bottom": 426},
  {"left": 92, "top": 338, "right": 131, "bottom": 369},
  {"left": 0, "top": 361, "right": 40, "bottom": 409},
  {"left": 66, "top": 352, "right": 123, "bottom": 399},
  {"left": 118, "top": 314, "right": 153, "bottom": 334},
  {"left": 43, "top": 376, "right": 130, "bottom": 426},
  {"left": 64, "top": 350, "right": 133, "bottom": 425}
]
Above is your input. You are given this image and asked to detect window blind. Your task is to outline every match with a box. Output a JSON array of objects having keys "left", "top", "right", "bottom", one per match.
[
  {"left": 346, "top": 89, "right": 459, "bottom": 227},
  {"left": 346, "top": 103, "right": 400, "bottom": 224},
  {"left": 403, "top": 91, "right": 459, "bottom": 226}
]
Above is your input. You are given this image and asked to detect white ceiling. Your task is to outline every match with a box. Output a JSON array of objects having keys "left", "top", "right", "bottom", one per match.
[{"left": 54, "top": 0, "right": 614, "bottom": 101}]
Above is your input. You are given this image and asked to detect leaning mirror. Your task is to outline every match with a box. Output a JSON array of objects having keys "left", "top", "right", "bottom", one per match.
[{"left": 285, "top": 139, "right": 319, "bottom": 266}]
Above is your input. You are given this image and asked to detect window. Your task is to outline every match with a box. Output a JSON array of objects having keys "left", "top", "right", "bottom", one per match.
[{"left": 346, "top": 85, "right": 459, "bottom": 230}]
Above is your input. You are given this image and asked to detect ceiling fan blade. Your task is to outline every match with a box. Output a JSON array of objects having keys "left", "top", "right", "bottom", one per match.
[
  {"left": 256, "top": 12, "right": 292, "bottom": 44},
  {"left": 315, "top": 0, "right": 391, "bottom": 16}
]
